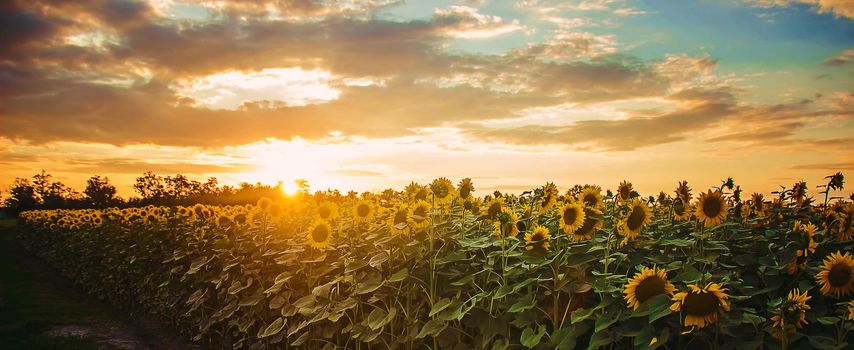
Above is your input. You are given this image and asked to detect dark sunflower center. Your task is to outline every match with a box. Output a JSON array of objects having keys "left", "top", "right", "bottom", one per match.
[
  {"left": 563, "top": 208, "right": 578, "bottom": 226},
  {"left": 487, "top": 203, "right": 501, "bottom": 217},
  {"left": 460, "top": 185, "right": 471, "bottom": 199},
  {"left": 393, "top": 210, "right": 408, "bottom": 225},
  {"left": 634, "top": 276, "right": 666, "bottom": 303},
  {"left": 619, "top": 187, "right": 630, "bottom": 200},
  {"left": 828, "top": 263, "right": 852, "bottom": 287},
  {"left": 626, "top": 206, "right": 646, "bottom": 231},
  {"left": 516, "top": 221, "right": 527, "bottom": 232},
  {"left": 576, "top": 216, "right": 598, "bottom": 236},
  {"left": 583, "top": 194, "right": 597, "bottom": 207},
  {"left": 312, "top": 225, "right": 329, "bottom": 242},
  {"left": 703, "top": 197, "right": 722, "bottom": 218},
  {"left": 683, "top": 291, "right": 719, "bottom": 316},
  {"left": 319, "top": 206, "right": 331, "bottom": 219},
  {"left": 413, "top": 206, "right": 427, "bottom": 222},
  {"left": 502, "top": 222, "right": 516, "bottom": 236},
  {"left": 674, "top": 202, "right": 686, "bottom": 215},
  {"left": 434, "top": 185, "right": 449, "bottom": 198},
  {"left": 415, "top": 189, "right": 427, "bottom": 201},
  {"left": 357, "top": 204, "right": 370, "bottom": 217}
]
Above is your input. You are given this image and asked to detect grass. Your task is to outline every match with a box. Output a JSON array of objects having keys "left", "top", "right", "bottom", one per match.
[{"left": 0, "top": 219, "right": 102, "bottom": 349}]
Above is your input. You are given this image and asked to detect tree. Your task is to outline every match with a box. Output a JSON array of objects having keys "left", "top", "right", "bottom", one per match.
[
  {"left": 84, "top": 175, "right": 118, "bottom": 208},
  {"left": 134, "top": 171, "right": 165, "bottom": 200},
  {"left": 4, "top": 178, "right": 38, "bottom": 214}
]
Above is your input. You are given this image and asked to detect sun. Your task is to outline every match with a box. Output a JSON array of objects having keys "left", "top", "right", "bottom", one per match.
[{"left": 280, "top": 179, "right": 300, "bottom": 196}]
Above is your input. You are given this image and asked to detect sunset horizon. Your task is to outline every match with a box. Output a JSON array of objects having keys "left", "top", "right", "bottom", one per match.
[{"left": 1, "top": 0, "right": 852, "bottom": 200}]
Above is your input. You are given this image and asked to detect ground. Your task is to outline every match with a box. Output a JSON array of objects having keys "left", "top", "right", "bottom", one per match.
[{"left": 0, "top": 219, "right": 193, "bottom": 350}]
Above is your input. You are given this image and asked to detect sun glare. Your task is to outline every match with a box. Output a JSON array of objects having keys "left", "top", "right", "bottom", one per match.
[{"left": 280, "top": 179, "right": 300, "bottom": 196}]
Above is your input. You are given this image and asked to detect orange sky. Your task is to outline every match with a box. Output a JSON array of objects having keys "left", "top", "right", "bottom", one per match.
[{"left": 0, "top": 0, "right": 852, "bottom": 199}]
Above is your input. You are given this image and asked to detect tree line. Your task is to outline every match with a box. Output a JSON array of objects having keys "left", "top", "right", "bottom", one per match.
[{"left": 1, "top": 170, "right": 301, "bottom": 215}]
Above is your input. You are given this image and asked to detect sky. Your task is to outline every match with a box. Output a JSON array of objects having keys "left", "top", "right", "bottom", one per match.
[{"left": 0, "top": 0, "right": 852, "bottom": 198}]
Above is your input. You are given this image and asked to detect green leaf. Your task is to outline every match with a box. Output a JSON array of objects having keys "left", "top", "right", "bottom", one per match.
[
  {"left": 354, "top": 274, "right": 383, "bottom": 295},
  {"left": 807, "top": 336, "right": 843, "bottom": 350},
  {"left": 594, "top": 309, "right": 621, "bottom": 332},
  {"left": 388, "top": 268, "right": 408, "bottom": 282},
  {"left": 368, "top": 251, "right": 389, "bottom": 268},
  {"left": 258, "top": 317, "right": 285, "bottom": 338},
  {"left": 647, "top": 294, "right": 673, "bottom": 322},
  {"left": 365, "top": 307, "right": 389, "bottom": 330},
  {"left": 817, "top": 316, "right": 839, "bottom": 325},
  {"left": 672, "top": 266, "right": 701, "bottom": 283},
  {"left": 508, "top": 293, "right": 536, "bottom": 313},
  {"left": 520, "top": 325, "right": 546, "bottom": 348},
  {"left": 550, "top": 322, "right": 590, "bottom": 350},
  {"left": 429, "top": 298, "right": 453, "bottom": 317},
  {"left": 416, "top": 320, "right": 446, "bottom": 339},
  {"left": 587, "top": 330, "right": 613, "bottom": 350}
]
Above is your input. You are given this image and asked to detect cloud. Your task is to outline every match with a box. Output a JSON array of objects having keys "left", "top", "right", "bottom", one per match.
[
  {"left": 745, "top": 0, "right": 854, "bottom": 20},
  {"left": 824, "top": 48, "right": 854, "bottom": 66},
  {"left": 788, "top": 161, "right": 854, "bottom": 171},
  {"left": 432, "top": 6, "right": 525, "bottom": 39}
]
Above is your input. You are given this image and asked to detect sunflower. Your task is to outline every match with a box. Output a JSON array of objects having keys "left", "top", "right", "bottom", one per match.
[
  {"left": 793, "top": 221, "right": 817, "bottom": 257},
  {"left": 317, "top": 202, "right": 339, "bottom": 221},
  {"left": 579, "top": 186, "right": 603, "bottom": 209},
  {"left": 557, "top": 201, "right": 586, "bottom": 235},
  {"left": 816, "top": 251, "right": 854, "bottom": 298},
  {"left": 617, "top": 180, "right": 633, "bottom": 203},
  {"left": 619, "top": 199, "right": 652, "bottom": 238},
  {"left": 430, "top": 177, "right": 457, "bottom": 205},
  {"left": 538, "top": 182, "right": 559, "bottom": 212},
  {"left": 749, "top": 193, "right": 768, "bottom": 218},
  {"left": 404, "top": 182, "right": 430, "bottom": 202},
  {"left": 493, "top": 207, "right": 519, "bottom": 239},
  {"left": 408, "top": 200, "right": 432, "bottom": 230},
  {"left": 770, "top": 289, "right": 811, "bottom": 339},
  {"left": 624, "top": 266, "right": 675, "bottom": 310},
  {"left": 387, "top": 204, "right": 410, "bottom": 235},
  {"left": 675, "top": 181, "right": 692, "bottom": 203},
  {"left": 352, "top": 200, "right": 374, "bottom": 222},
  {"left": 672, "top": 200, "right": 692, "bottom": 221},
  {"left": 481, "top": 197, "right": 505, "bottom": 220},
  {"left": 307, "top": 220, "right": 332, "bottom": 249},
  {"left": 525, "top": 226, "right": 551, "bottom": 252},
  {"left": 695, "top": 190, "right": 728, "bottom": 226},
  {"left": 458, "top": 178, "right": 474, "bottom": 201},
  {"left": 565, "top": 208, "right": 598, "bottom": 242},
  {"left": 670, "top": 283, "right": 731, "bottom": 328},
  {"left": 848, "top": 300, "right": 854, "bottom": 321},
  {"left": 256, "top": 197, "right": 272, "bottom": 211}
]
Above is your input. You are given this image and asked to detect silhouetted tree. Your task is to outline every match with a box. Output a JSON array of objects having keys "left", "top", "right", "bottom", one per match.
[
  {"left": 4, "top": 178, "right": 38, "bottom": 214},
  {"left": 134, "top": 171, "right": 166, "bottom": 201},
  {"left": 85, "top": 175, "right": 118, "bottom": 208}
]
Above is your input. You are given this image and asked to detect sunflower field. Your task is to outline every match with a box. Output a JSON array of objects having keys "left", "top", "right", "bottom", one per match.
[{"left": 15, "top": 174, "right": 854, "bottom": 350}]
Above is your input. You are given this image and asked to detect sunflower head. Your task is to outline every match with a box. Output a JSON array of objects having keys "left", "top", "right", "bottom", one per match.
[
  {"left": 493, "top": 207, "right": 519, "bottom": 239},
  {"left": 538, "top": 182, "right": 559, "bottom": 212},
  {"left": 457, "top": 178, "right": 474, "bottom": 200},
  {"left": 624, "top": 266, "right": 675, "bottom": 310},
  {"left": 571, "top": 207, "right": 603, "bottom": 242},
  {"left": 816, "top": 251, "right": 854, "bottom": 298},
  {"left": 619, "top": 199, "right": 652, "bottom": 238},
  {"left": 388, "top": 204, "right": 410, "bottom": 236},
  {"left": 256, "top": 197, "right": 272, "bottom": 210},
  {"left": 770, "top": 289, "right": 811, "bottom": 339},
  {"left": 430, "top": 177, "right": 457, "bottom": 205},
  {"left": 558, "top": 201, "right": 586, "bottom": 235},
  {"left": 408, "top": 200, "right": 432, "bottom": 230},
  {"left": 670, "top": 283, "right": 731, "bottom": 329},
  {"left": 695, "top": 190, "right": 728, "bottom": 226},
  {"left": 673, "top": 199, "right": 692, "bottom": 221},
  {"left": 848, "top": 300, "right": 854, "bottom": 321},
  {"left": 525, "top": 226, "right": 551, "bottom": 252},
  {"left": 353, "top": 200, "right": 374, "bottom": 222},
  {"left": 317, "top": 202, "right": 339, "bottom": 221},
  {"left": 481, "top": 197, "right": 505, "bottom": 220},
  {"left": 617, "top": 180, "right": 634, "bottom": 202},
  {"left": 307, "top": 220, "right": 332, "bottom": 249},
  {"left": 580, "top": 186, "right": 603, "bottom": 209},
  {"left": 675, "top": 180, "right": 692, "bottom": 203}
]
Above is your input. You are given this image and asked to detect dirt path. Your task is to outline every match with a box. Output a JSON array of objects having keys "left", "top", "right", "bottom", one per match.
[{"left": 0, "top": 219, "right": 197, "bottom": 350}]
